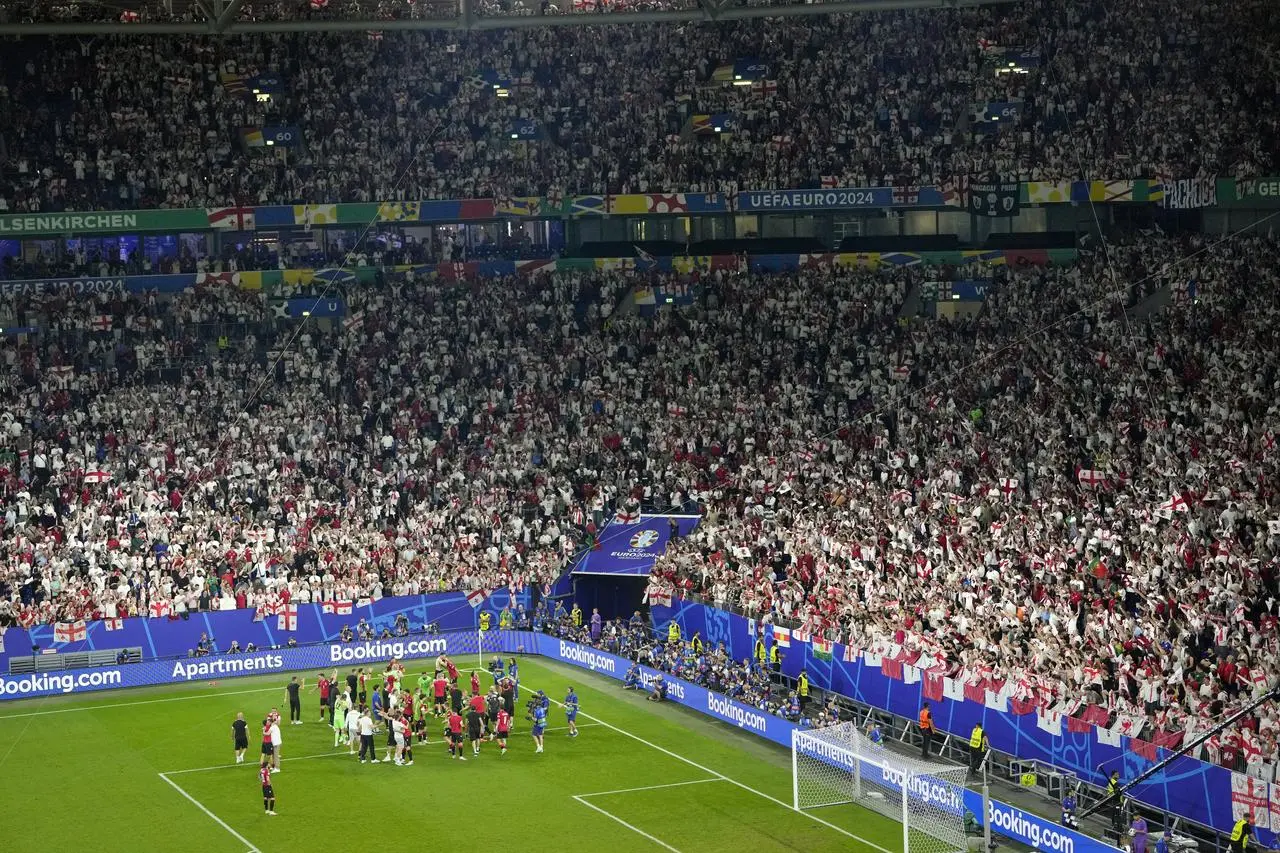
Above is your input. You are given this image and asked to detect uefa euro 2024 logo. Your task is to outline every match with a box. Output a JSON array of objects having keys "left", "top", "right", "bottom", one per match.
[{"left": 629, "top": 529, "right": 660, "bottom": 550}]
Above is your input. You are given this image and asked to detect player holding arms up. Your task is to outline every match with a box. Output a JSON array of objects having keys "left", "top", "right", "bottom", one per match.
[
  {"left": 564, "top": 687, "right": 580, "bottom": 738},
  {"left": 260, "top": 760, "right": 276, "bottom": 816}
]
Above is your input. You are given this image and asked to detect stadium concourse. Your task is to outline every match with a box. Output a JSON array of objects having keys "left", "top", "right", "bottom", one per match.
[{"left": 0, "top": 0, "right": 1277, "bottom": 211}]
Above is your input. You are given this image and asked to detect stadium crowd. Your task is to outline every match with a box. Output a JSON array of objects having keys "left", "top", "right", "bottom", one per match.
[
  {"left": 1, "top": 220, "right": 1279, "bottom": 775},
  {"left": 2, "top": 0, "right": 1278, "bottom": 210}
]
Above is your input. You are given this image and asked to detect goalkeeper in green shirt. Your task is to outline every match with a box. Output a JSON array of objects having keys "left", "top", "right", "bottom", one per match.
[{"left": 333, "top": 692, "right": 353, "bottom": 747}]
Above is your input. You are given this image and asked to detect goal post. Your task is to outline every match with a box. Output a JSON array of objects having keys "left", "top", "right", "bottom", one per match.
[{"left": 792, "top": 723, "right": 968, "bottom": 853}]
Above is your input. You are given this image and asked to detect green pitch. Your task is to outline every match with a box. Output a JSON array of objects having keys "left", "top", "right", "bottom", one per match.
[{"left": 0, "top": 655, "right": 907, "bottom": 853}]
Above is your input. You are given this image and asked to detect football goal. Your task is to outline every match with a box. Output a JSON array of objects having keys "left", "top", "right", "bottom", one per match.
[{"left": 792, "top": 722, "right": 969, "bottom": 853}]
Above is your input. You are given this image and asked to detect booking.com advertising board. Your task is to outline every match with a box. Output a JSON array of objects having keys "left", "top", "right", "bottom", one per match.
[
  {"left": 536, "top": 635, "right": 1118, "bottom": 853},
  {"left": 651, "top": 600, "right": 1237, "bottom": 841},
  {"left": 0, "top": 590, "right": 530, "bottom": 672},
  {"left": 0, "top": 629, "right": 537, "bottom": 701}
]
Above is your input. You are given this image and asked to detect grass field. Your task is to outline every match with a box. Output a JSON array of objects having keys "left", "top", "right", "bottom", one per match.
[{"left": 0, "top": 655, "right": 910, "bottom": 853}]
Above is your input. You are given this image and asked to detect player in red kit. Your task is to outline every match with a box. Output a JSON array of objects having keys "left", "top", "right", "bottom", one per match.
[
  {"left": 260, "top": 759, "right": 276, "bottom": 815},
  {"left": 444, "top": 656, "right": 459, "bottom": 684},
  {"left": 496, "top": 708, "right": 511, "bottom": 755},
  {"left": 447, "top": 710, "right": 466, "bottom": 760},
  {"left": 316, "top": 673, "right": 332, "bottom": 723},
  {"left": 470, "top": 670, "right": 480, "bottom": 697},
  {"left": 432, "top": 674, "right": 448, "bottom": 715}
]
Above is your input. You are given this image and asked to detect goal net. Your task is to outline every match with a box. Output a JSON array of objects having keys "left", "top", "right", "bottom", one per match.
[{"left": 792, "top": 723, "right": 968, "bottom": 853}]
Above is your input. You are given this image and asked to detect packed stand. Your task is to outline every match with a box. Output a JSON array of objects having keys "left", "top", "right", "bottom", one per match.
[
  {"left": 2, "top": 0, "right": 1279, "bottom": 212},
  {"left": 640, "top": 230, "right": 1280, "bottom": 775}
]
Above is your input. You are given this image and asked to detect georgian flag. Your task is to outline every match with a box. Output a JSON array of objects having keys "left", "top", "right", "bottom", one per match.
[
  {"left": 791, "top": 623, "right": 812, "bottom": 644},
  {"left": 642, "top": 581, "right": 672, "bottom": 608},
  {"left": 466, "top": 589, "right": 489, "bottom": 609},
  {"left": 615, "top": 509, "right": 641, "bottom": 525},
  {"left": 54, "top": 620, "right": 87, "bottom": 643},
  {"left": 103, "top": 617, "right": 124, "bottom": 631},
  {"left": 356, "top": 597, "right": 372, "bottom": 608},
  {"left": 149, "top": 600, "right": 172, "bottom": 618},
  {"left": 322, "top": 601, "right": 353, "bottom": 615},
  {"left": 277, "top": 604, "right": 298, "bottom": 631}
]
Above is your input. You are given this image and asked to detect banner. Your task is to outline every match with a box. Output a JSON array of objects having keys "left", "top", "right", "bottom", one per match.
[
  {"left": 0, "top": 629, "right": 534, "bottom": 701},
  {"left": 285, "top": 297, "right": 346, "bottom": 319},
  {"left": 1214, "top": 177, "right": 1280, "bottom": 208},
  {"left": 2, "top": 590, "right": 530, "bottom": 671},
  {"left": 969, "top": 182, "right": 1021, "bottom": 217},
  {"left": 243, "top": 126, "right": 302, "bottom": 148},
  {"left": 651, "top": 599, "right": 1247, "bottom": 841},
  {"left": 1163, "top": 178, "right": 1216, "bottom": 210},
  {"left": 538, "top": 635, "right": 1121, "bottom": 853},
  {"left": 736, "top": 186, "right": 945, "bottom": 211},
  {"left": 0, "top": 210, "right": 211, "bottom": 236},
  {"left": 571, "top": 514, "right": 701, "bottom": 576}
]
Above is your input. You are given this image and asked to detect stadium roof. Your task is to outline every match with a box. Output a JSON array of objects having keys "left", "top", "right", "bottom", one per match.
[{"left": 0, "top": 0, "right": 1018, "bottom": 35}]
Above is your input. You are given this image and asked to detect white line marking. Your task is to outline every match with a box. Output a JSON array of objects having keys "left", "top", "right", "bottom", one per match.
[
  {"left": 164, "top": 750, "right": 351, "bottom": 775},
  {"left": 0, "top": 686, "right": 282, "bottom": 719},
  {"left": 531, "top": 681, "right": 894, "bottom": 853},
  {"left": 159, "top": 771, "right": 262, "bottom": 853},
  {"left": 573, "top": 795, "right": 684, "bottom": 852},
  {"left": 576, "top": 778, "right": 724, "bottom": 798}
]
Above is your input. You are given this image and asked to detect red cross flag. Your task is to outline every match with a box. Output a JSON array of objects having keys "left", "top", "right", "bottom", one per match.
[
  {"left": 149, "top": 600, "right": 171, "bottom": 618},
  {"left": 1076, "top": 468, "right": 1108, "bottom": 488},
  {"left": 999, "top": 478, "right": 1018, "bottom": 499},
  {"left": 54, "top": 620, "right": 87, "bottom": 643},
  {"left": 103, "top": 617, "right": 124, "bottom": 631},
  {"left": 466, "top": 589, "right": 489, "bottom": 609},
  {"left": 277, "top": 604, "right": 298, "bottom": 631}
]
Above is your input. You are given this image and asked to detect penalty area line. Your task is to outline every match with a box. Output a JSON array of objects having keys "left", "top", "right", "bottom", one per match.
[
  {"left": 159, "top": 771, "right": 262, "bottom": 853},
  {"left": 529, "top": 679, "right": 894, "bottom": 853},
  {"left": 572, "top": 795, "right": 684, "bottom": 853}
]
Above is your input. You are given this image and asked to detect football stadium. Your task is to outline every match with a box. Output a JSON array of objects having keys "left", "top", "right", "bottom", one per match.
[{"left": 1, "top": 0, "right": 1279, "bottom": 851}]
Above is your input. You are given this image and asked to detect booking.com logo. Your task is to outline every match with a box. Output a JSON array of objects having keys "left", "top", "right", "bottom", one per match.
[
  {"left": 987, "top": 802, "right": 1075, "bottom": 853},
  {"left": 558, "top": 642, "right": 617, "bottom": 674},
  {"left": 880, "top": 767, "right": 964, "bottom": 812},
  {"left": 329, "top": 638, "right": 449, "bottom": 663},
  {"left": 0, "top": 669, "right": 123, "bottom": 696}
]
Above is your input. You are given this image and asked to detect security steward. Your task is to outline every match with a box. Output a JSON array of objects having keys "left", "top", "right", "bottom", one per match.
[
  {"left": 918, "top": 703, "right": 936, "bottom": 758},
  {"left": 690, "top": 631, "right": 703, "bottom": 655},
  {"left": 478, "top": 610, "right": 492, "bottom": 632},
  {"left": 667, "top": 620, "right": 681, "bottom": 644},
  {"left": 754, "top": 634, "right": 767, "bottom": 669},
  {"left": 1230, "top": 818, "right": 1254, "bottom": 853},
  {"left": 797, "top": 670, "right": 811, "bottom": 713},
  {"left": 968, "top": 722, "right": 989, "bottom": 776}
]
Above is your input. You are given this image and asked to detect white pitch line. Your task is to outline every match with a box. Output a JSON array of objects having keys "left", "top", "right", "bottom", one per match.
[
  {"left": 529, "top": 681, "right": 894, "bottom": 853},
  {"left": 576, "top": 778, "right": 724, "bottom": 798},
  {"left": 159, "top": 771, "right": 262, "bottom": 853},
  {"left": 0, "top": 685, "right": 283, "bottom": 719},
  {"left": 164, "top": 750, "right": 351, "bottom": 775},
  {"left": 573, "top": 795, "right": 684, "bottom": 853}
]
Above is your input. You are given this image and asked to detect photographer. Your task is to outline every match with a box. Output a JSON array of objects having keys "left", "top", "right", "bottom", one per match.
[{"left": 647, "top": 674, "right": 668, "bottom": 702}]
